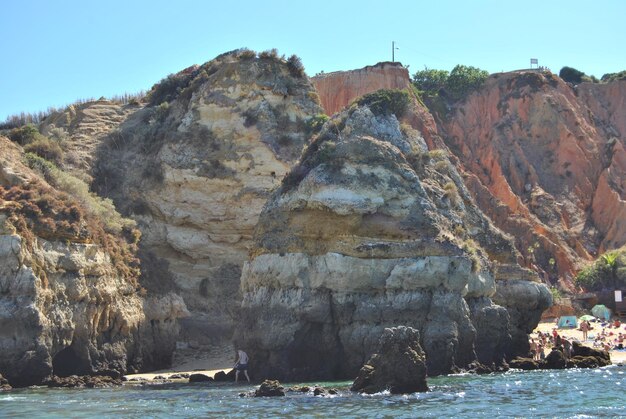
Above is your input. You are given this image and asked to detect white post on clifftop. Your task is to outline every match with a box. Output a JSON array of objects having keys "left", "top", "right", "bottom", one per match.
[{"left": 392, "top": 41, "right": 399, "bottom": 62}]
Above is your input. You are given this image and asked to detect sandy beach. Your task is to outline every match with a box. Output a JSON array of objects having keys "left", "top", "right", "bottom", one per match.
[
  {"left": 533, "top": 320, "right": 626, "bottom": 364},
  {"left": 124, "top": 343, "right": 235, "bottom": 381}
]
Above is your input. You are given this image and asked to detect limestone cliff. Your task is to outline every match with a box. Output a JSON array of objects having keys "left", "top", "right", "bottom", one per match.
[
  {"left": 236, "top": 92, "right": 551, "bottom": 380},
  {"left": 93, "top": 50, "right": 323, "bottom": 341},
  {"left": 312, "top": 62, "right": 411, "bottom": 116},
  {"left": 438, "top": 72, "right": 626, "bottom": 288},
  {"left": 0, "top": 137, "right": 186, "bottom": 387}
]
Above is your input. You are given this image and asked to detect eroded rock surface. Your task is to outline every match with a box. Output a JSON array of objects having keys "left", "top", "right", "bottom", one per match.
[
  {"left": 438, "top": 72, "right": 626, "bottom": 287},
  {"left": 351, "top": 326, "right": 427, "bottom": 394},
  {"left": 93, "top": 51, "right": 323, "bottom": 341},
  {"left": 0, "top": 137, "right": 186, "bottom": 387},
  {"left": 236, "top": 94, "right": 550, "bottom": 380},
  {"left": 311, "top": 62, "right": 411, "bottom": 115}
]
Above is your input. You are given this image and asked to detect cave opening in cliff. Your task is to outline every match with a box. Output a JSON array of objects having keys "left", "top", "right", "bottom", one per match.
[{"left": 52, "top": 346, "right": 89, "bottom": 377}]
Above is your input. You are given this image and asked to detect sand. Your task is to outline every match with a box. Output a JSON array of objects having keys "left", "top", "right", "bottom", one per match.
[
  {"left": 124, "top": 343, "right": 235, "bottom": 381},
  {"left": 533, "top": 320, "right": 626, "bottom": 364}
]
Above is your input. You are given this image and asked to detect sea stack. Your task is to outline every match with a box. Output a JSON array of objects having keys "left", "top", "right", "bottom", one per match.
[{"left": 236, "top": 89, "right": 551, "bottom": 380}]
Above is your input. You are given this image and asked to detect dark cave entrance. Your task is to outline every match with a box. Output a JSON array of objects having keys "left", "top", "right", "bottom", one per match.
[{"left": 52, "top": 346, "right": 89, "bottom": 377}]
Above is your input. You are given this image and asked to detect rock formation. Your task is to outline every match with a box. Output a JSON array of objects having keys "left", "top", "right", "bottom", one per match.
[
  {"left": 236, "top": 91, "right": 551, "bottom": 380},
  {"left": 438, "top": 72, "right": 626, "bottom": 287},
  {"left": 254, "top": 379, "right": 285, "bottom": 397},
  {"left": 351, "top": 326, "right": 428, "bottom": 394},
  {"left": 0, "top": 137, "right": 186, "bottom": 387},
  {"left": 92, "top": 50, "right": 323, "bottom": 342},
  {"left": 311, "top": 63, "right": 626, "bottom": 291},
  {"left": 311, "top": 62, "right": 411, "bottom": 116}
]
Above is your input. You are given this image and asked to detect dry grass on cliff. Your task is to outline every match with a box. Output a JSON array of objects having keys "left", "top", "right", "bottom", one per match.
[{"left": 0, "top": 181, "right": 141, "bottom": 284}]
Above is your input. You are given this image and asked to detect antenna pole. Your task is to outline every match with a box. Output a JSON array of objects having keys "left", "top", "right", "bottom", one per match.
[{"left": 392, "top": 41, "right": 395, "bottom": 62}]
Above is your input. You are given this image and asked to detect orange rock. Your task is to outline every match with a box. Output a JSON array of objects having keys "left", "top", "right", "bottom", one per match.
[{"left": 311, "top": 62, "right": 411, "bottom": 116}]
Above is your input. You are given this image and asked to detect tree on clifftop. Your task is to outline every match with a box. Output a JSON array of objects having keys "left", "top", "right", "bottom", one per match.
[
  {"left": 411, "top": 65, "right": 488, "bottom": 102},
  {"left": 559, "top": 66, "right": 586, "bottom": 84},
  {"left": 445, "top": 65, "right": 489, "bottom": 101},
  {"left": 412, "top": 68, "right": 449, "bottom": 95}
]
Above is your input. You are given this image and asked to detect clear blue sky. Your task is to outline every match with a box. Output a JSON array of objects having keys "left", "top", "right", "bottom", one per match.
[{"left": 1, "top": 0, "right": 625, "bottom": 121}]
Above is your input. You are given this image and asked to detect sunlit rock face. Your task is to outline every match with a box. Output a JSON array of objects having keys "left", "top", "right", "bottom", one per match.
[
  {"left": 92, "top": 51, "right": 323, "bottom": 341},
  {"left": 439, "top": 72, "right": 626, "bottom": 288},
  {"left": 0, "top": 138, "right": 187, "bottom": 387},
  {"left": 236, "top": 96, "right": 551, "bottom": 380}
]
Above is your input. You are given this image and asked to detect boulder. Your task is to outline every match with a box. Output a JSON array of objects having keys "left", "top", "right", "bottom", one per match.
[
  {"left": 0, "top": 373, "right": 11, "bottom": 391},
  {"left": 509, "top": 357, "right": 540, "bottom": 370},
  {"left": 213, "top": 369, "right": 236, "bottom": 382},
  {"left": 189, "top": 373, "right": 213, "bottom": 382},
  {"left": 254, "top": 380, "right": 285, "bottom": 397},
  {"left": 544, "top": 348, "right": 567, "bottom": 369},
  {"left": 351, "top": 327, "right": 428, "bottom": 394},
  {"left": 571, "top": 341, "right": 611, "bottom": 364}
]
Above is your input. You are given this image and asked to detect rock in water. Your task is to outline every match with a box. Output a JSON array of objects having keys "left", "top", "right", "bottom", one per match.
[
  {"left": 544, "top": 348, "right": 567, "bottom": 369},
  {"left": 188, "top": 373, "right": 213, "bottom": 382},
  {"left": 351, "top": 326, "right": 427, "bottom": 394},
  {"left": 0, "top": 373, "right": 11, "bottom": 391},
  {"left": 254, "top": 380, "right": 285, "bottom": 397},
  {"left": 236, "top": 91, "right": 551, "bottom": 380}
]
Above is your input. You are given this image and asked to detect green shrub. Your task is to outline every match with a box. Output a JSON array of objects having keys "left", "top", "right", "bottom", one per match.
[
  {"left": 306, "top": 114, "right": 329, "bottom": 134},
  {"left": 24, "top": 153, "right": 135, "bottom": 235},
  {"left": 24, "top": 137, "right": 64, "bottom": 165},
  {"left": 155, "top": 102, "right": 170, "bottom": 120},
  {"left": 559, "top": 66, "right": 586, "bottom": 84},
  {"left": 259, "top": 49, "right": 279, "bottom": 60},
  {"left": 286, "top": 54, "right": 305, "bottom": 78},
  {"left": 147, "top": 69, "right": 198, "bottom": 106},
  {"left": 446, "top": 65, "right": 489, "bottom": 101},
  {"left": 412, "top": 68, "right": 449, "bottom": 95},
  {"left": 356, "top": 89, "right": 410, "bottom": 117},
  {"left": 601, "top": 70, "right": 626, "bottom": 82},
  {"left": 575, "top": 248, "right": 626, "bottom": 290},
  {"left": 237, "top": 48, "right": 257, "bottom": 59},
  {"left": 8, "top": 124, "right": 45, "bottom": 145}
]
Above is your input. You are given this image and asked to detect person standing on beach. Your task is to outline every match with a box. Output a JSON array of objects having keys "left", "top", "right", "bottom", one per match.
[
  {"left": 581, "top": 320, "right": 589, "bottom": 341},
  {"left": 234, "top": 349, "right": 250, "bottom": 383}
]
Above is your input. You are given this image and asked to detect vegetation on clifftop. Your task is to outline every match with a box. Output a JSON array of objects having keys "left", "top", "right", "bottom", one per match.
[
  {"left": 412, "top": 65, "right": 489, "bottom": 102},
  {"left": 575, "top": 247, "right": 626, "bottom": 291}
]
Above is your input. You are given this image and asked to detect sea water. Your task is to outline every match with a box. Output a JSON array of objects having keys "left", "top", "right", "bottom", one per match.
[{"left": 1, "top": 366, "right": 625, "bottom": 418}]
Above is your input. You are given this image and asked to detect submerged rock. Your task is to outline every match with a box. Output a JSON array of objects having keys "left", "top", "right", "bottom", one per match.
[
  {"left": 254, "top": 380, "right": 285, "bottom": 397},
  {"left": 43, "top": 375, "right": 122, "bottom": 388},
  {"left": 351, "top": 326, "right": 427, "bottom": 394}
]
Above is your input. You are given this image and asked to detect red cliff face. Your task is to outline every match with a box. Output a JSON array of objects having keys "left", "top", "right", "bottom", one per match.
[
  {"left": 311, "top": 62, "right": 411, "bottom": 116},
  {"left": 310, "top": 63, "right": 626, "bottom": 289},
  {"left": 438, "top": 72, "right": 626, "bottom": 287}
]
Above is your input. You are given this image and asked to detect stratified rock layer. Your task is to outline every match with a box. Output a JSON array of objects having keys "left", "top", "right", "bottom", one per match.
[
  {"left": 0, "top": 137, "right": 186, "bottom": 387},
  {"left": 311, "top": 62, "right": 411, "bottom": 116},
  {"left": 237, "top": 97, "right": 551, "bottom": 380},
  {"left": 439, "top": 72, "right": 626, "bottom": 287},
  {"left": 93, "top": 51, "right": 323, "bottom": 341}
]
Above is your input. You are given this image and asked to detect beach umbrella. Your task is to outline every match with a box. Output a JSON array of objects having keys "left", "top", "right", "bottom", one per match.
[{"left": 579, "top": 315, "right": 595, "bottom": 321}]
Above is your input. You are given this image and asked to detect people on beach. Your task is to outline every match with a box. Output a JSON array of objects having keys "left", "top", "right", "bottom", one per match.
[
  {"left": 530, "top": 338, "right": 538, "bottom": 360},
  {"left": 581, "top": 320, "right": 590, "bottom": 341},
  {"left": 234, "top": 349, "right": 250, "bottom": 383}
]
